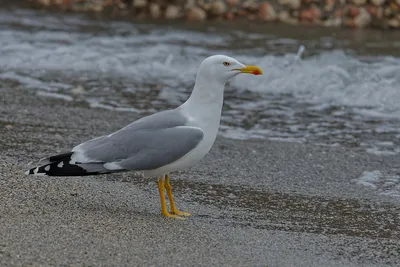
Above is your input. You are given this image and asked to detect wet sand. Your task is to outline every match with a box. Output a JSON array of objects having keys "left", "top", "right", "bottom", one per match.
[{"left": 1, "top": 85, "right": 400, "bottom": 266}]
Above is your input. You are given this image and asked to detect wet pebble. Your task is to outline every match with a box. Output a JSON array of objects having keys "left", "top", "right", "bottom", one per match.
[
  {"left": 187, "top": 7, "right": 207, "bottom": 21},
  {"left": 165, "top": 5, "right": 181, "bottom": 19},
  {"left": 149, "top": 3, "right": 161, "bottom": 18},
  {"left": 259, "top": 2, "right": 277, "bottom": 21},
  {"left": 209, "top": 1, "right": 226, "bottom": 16}
]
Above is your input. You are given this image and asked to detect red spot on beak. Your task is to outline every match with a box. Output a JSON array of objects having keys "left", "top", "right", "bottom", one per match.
[{"left": 252, "top": 70, "right": 261, "bottom": 75}]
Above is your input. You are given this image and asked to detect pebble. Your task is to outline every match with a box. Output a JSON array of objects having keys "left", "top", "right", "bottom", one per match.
[
  {"left": 279, "top": 0, "right": 301, "bottom": 10},
  {"left": 226, "top": 0, "right": 239, "bottom": 7},
  {"left": 323, "top": 17, "right": 342, "bottom": 27},
  {"left": 388, "top": 18, "right": 400, "bottom": 28},
  {"left": 371, "top": 0, "right": 386, "bottom": 6},
  {"left": 354, "top": 7, "right": 372, "bottom": 27},
  {"left": 366, "top": 5, "right": 383, "bottom": 18},
  {"left": 38, "top": 0, "right": 51, "bottom": 5},
  {"left": 225, "top": 11, "right": 235, "bottom": 20},
  {"left": 210, "top": 1, "right": 226, "bottom": 16},
  {"left": 299, "top": 7, "right": 321, "bottom": 22},
  {"left": 259, "top": 2, "right": 277, "bottom": 21},
  {"left": 133, "top": 0, "right": 147, "bottom": 8},
  {"left": 352, "top": 0, "right": 367, "bottom": 6},
  {"left": 348, "top": 5, "right": 360, "bottom": 17},
  {"left": 279, "top": 10, "right": 298, "bottom": 24},
  {"left": 187, "top": 7, "right": 207, "bottom": 21},
  {"left": 149, "top": 3, "right": 161, "bottom": 18},
  {"left": 165, "top": 5, "right": 181, "bottom": 19}
]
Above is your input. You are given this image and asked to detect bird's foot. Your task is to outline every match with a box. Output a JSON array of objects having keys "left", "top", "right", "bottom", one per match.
[
  {"left": 171, "top": 209, "right": 191, "bottom": 217},
  {"left": 161, "top": 209, "right": 186, "bottom": 220}
]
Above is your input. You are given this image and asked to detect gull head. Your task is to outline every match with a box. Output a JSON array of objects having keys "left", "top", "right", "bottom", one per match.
[{"left": 196, "top": 55, "right": 263, "bottom": 85}]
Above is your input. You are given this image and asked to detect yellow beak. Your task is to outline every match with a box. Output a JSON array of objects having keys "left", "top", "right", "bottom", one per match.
[{"left": 235, "top": 65, "right": 263, "bottom": 75}]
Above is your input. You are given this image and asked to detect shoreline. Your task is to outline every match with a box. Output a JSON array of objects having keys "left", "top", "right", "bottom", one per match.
[
  {"left": 24, "top": 0, "right": 400, "bottom": 30},
  {"left": 1, "top": 82, "right": 400, "bottom": 266}
]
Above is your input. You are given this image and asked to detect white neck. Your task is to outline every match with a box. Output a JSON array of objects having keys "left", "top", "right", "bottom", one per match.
[{"left": 178, "top": 77, "right": 225, "bottom": 125}]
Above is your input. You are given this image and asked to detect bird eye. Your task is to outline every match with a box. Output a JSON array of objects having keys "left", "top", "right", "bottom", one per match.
[{"left": 223, "top": 62, "right": 230, "bottom": 66}]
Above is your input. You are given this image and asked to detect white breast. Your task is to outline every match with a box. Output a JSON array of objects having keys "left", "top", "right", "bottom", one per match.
[{"left": 143, "top": 102, "right": 222, "bottom": 178}]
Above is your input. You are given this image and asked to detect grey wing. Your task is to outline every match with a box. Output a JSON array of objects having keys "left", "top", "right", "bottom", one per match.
[
  {"left": 72, "top": 109, "right": 187, "bottom": 155},
  {"left": 70, "top": 109, "right": 204, "bottom": 171},
  {"left": 107, "top": 126, "right": 204, "bottom": 171}
]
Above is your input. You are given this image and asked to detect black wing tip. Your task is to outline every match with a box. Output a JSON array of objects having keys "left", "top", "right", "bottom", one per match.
[
  {"left": 25, "top": 152, "right": 94, "bottom": 177},
  {"left": 25, "top": 161, "right": 94, "bottom": 176}
]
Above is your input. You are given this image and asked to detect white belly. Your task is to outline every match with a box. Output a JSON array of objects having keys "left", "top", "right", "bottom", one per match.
[
  {"left": 142, "top": 128, "right": 217, "bottom": 178},
  {"left": 143, "top": 90, "right": 223, "bottom": 178}
]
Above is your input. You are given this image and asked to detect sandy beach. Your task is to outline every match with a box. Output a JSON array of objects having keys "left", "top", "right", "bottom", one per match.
[{"left": 1, "top": 83, "right": 400, "bottom": 266}]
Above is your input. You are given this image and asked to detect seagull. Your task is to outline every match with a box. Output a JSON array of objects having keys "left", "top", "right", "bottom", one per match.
[{"left": 26, "top": 55, "right": 263, "bottom": 219}]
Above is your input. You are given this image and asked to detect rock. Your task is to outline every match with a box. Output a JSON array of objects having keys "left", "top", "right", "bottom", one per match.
[
  {"left": 311, "top": 6, "right": 322, "bottom": 19},
  {"left": 209, "top": 1, "right": 226, "bottom": 16},
  {"left": 388, "top": 18, "right": 400, "bottom": 28},
  {"left": 248, "top": 14, "right": 257, "bottom": 20},
  {"left": 279, "top": 10, "right": 299, "bottom": 24},
  {"left": 391, "top": 1, "right": 400, "bottom": 12},
  {"left": 352, "top": 0, "right": 366, "bottom": 6},
  {"left": 383, "top": 7, "right": 392, "bottom": 17},
  {"left": 323, "top": 17, "right": 342, "bottom": 27},
  {"left": 39, "top": 0, "right": 51, "bottom": 5},
  {"left": 366, "top": 5, "right": 383, "bottom": 18},
  {"left": 334, "top": 9, "right": 345, "bottom": 18},
  {"left": 242, "top": 0, "right": 258, "bottom": 11},
  {"left": 299, "top": 9, "right": 313, "bottom": 22},
  {"left": 354, "top": 7, "right": 371, "bottom": 27},
  {"left": 226, "top": 0, "right": 240, "bottom": 7},
  {"left": 118, "top": 2, "right": 127, "bottom": 9},
  {"left": 278, "top": 10, "right": 290, "bottom": 21},
  {"left": 165, "top": 5, "right": 181, "bottom": 19},
  {"left": 187, "top": 7, "right": 206, "bottom": 21},
  {"left": 279, "top": 0, "right": 301, "bottom": 10},
  {"left": 371, "top": 0, "right": 386, "bottom": 6},
  {"left": 149, "top": 3, "right": 161, "bottom": 18},
  {"left": 238, "top": 9, "right": 249, "bottom": 17},
  {"left": 299, "top": 6, "right": 321, "bottom": 22},
  {"left": 225, "top": 11, "right": 235, "bottom": 20},
  {"left": 348, "top": 5, "right": 360, "bottom": 17},
  {"left": 90, "top": 4, "right": 103, "bottom": 12},
  {"left": 259, "top": 2, "right": 277, "bottom": 21},
  {"left": 343, "top": 18, "right": 356, "bottom": 27},
  {"left": 185, "top": 0, "right": 196, "bottom": 9},
  {"left": 132, "top": 0, "right": 147, "bottom": 8},
  {"left": 324, "top": 0, "right": 335, "bottom": 12}
]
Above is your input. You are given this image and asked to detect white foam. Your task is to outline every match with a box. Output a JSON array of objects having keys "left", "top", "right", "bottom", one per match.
[
  {"left": 1, "top": 8, "right": 400, "bottom": 152},
  {"left": 36, "top": 91, "right": 73, "bottom": 101},
  {"left": 356, "top": 171, "right": 400, "bottom": 197}
]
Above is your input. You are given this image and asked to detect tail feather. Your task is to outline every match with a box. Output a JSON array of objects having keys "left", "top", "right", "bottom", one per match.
[{"left": 26, "top": 152, "right": 112, "bottom": 176}]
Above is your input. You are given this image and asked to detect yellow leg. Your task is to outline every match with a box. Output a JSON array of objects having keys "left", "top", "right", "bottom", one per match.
[
  {"left": 157, "top": 178, "right": 183, "bottom": 219},
  {"left": 165, "top": 174, "right": 191, "bottom": 217}
]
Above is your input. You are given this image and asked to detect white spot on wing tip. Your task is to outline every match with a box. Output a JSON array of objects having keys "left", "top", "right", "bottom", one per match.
[
  {"left": 57, "top": 161, "right": 64, "bottom": 168},
  {"left": 104, "top": 162, "right": 123, "bottom": 171},
  {"left": 24, "top": 170, "right": 30, "bottom": 175},
  {"left": 44, "top": 165, "right": 50, "bottom": 171}
]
